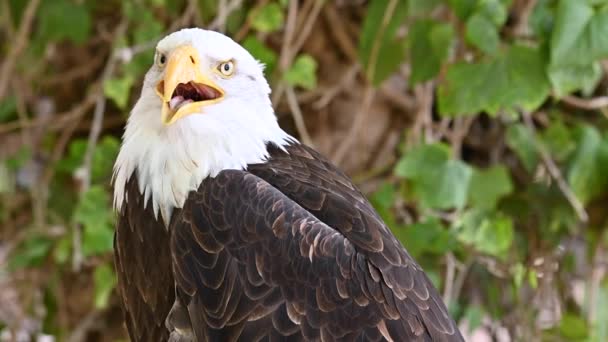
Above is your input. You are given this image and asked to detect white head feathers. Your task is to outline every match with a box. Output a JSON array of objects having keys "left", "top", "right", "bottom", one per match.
[{"left": 113, "top": 28, "right": 293, "bottom": 225}]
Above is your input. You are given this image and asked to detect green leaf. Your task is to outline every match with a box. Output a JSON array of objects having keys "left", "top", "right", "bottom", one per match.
[
  {"left": 590, "top": 284, "right": 608, "bottom": 342},
  {"left": 53, "top": 236, "right": 72, "bottom": 265},
  {"left": 530, "top": 0, "right": 556, "bottom": 41},
  {"left": 395, "top": 218, "right": 455, "bottom": 258},
  {"left": 465, "top": 13, "right": 500, "bottom": 55},
  {"left": 371, "top": 182, "right": 396, "bottom": 210},
  {"left": 568, "top": 125, "right": 608, "bottom": 204},
  {"left": 438, "top": 45, "right": 550, "bottom": 116},
  {"left": 57, "top": 136, "right": 119, "bottom": 182},
  {"left": 506, "top": 124, "right": 539, "bottom": 172},
  {"left": 73, "top": 186, "right": 114, "bottom": 256},
  {"left": 251, "top": 2, "right": 284, "bottom": 33},
  {"left": 550, "top": 0, "right": 608, "bottom": 67},
  {"left": 548, "top": 62, "right": 603, "bottom": 97},
  {"left": 93, "top": 263, "right": 117, "bottom": 309},
  {"left": 0, "top": 96, "right": 17, "bottom": 123},
  {"left": 359, "top": 0, "right": 409, "bottom": 85},
  {"left": 9, "top": 236, "right": 53, "bottom": 270},
  {"left": 541, "top": 117, "right": 576, "bottom": 162},
  {"left": 447, "top": 0, "right": 477, "bottom": 20},
  {"left": 91, "top": 136, "right": 120, "bottom": 182},
  {"left": 396, "top": 143, "right": 473, "bottom": 209},
  {"left": 284, "top": 54, "right": 317, "bottom": 90},
  {"left": 468, "top": 166, "right": 513, "bottom": 209},
  {"left": 463, "top": 305, "right": 485, "bottom": 332},
  {"left": 409, "top": 20, "right": 454, "bottom": 84},
  {"left": 559, "top": 314, "right": 589, "bottom": 340},
  {"left": 408, "top": 0, "right": 442, "bottom": 17},
  {"left": 242, "top": 36, "right": 278, "bottom": 74},
  {"left": 38, "top": 0, "right": 91, "bottom": 44},
  {"left": 511, "top": 263, "right": 526, "bottom": 290},
  {"left": 104, "top": 75, "right": 135, "bottom": 110},
  {"left": 476, "top": 0, "right": 509, "bottom": 27},
  {"left": 456, "top": 209, "right": 514, "bottom": 257}
]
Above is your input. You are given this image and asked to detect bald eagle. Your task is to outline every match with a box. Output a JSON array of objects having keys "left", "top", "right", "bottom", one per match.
[{"left": 112, "top": 28, "right": 463, "bottom": 341}]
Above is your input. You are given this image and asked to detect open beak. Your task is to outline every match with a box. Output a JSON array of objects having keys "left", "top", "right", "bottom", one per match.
[{"left": 155, "top": 45, "right": 224, "bottom": 125}]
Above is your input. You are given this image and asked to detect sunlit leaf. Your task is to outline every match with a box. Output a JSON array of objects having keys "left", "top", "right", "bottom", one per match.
[
  {"left": 38, "top": 0, "right": 91, "bottom": 44},
  {"left": 251, "top": 2, "right": 284, "bottom": 33},
  {"left": 396, "top": 143, "right": 473, "bottom": 209},
  {"left": 465, "top": 13, "right": 500, "bottom": 55},
  {"left": 409, "top": 19, "right": 454, "bottom": 84},
  {"left": 73, "top": 186, "right": 114, "bottom": 256},
  {"left": 284, "top": 54, "right": 317, "bottom": 89},
  {"left": 94, "top": 263, "right": 117, "bottom": 309},
  {"left": 242, "top": 36, "right": 278, "bottom": 74},
  {"left": 359, "top": 0, "right": 409, "bottom": 85},
  {"left": 568, "top": 125, "right": 608, "bottom": 204},
  {"left": 468, "top": 166, "right": 513, "bottom": 209},
  {"left": 104, "top": 75, "right": 135, "bottom": 110},
  {"left": 456, "top": 209, "right": 514, "bottom": 257},
  {"left": 439, "top": 45, "right": 550, "bottom": 116},
  {"left": 10, "top": 236, "right": 53, "bottom": 270},
  {"left": 506, "top": 124, "right": 539, "bottom": 172}
]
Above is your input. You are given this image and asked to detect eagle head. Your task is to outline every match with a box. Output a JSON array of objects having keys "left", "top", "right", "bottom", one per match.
[{"left": 113, "top": 28, "right": 292, "bottom": 224}]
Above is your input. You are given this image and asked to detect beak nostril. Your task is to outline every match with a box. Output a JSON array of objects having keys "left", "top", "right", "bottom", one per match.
[{"left": 189, "top": 56, "right": 195, "bottom": 64}]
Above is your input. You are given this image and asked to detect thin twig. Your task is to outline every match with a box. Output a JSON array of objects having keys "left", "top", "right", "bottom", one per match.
[
  {"left": 332, "top": 86, "right": 375, "bottom": 164},
  {"left": 0, "top": 0, "right": 40, "bottom": 100},
  {"left": 511, "top": 0, "right": 538, "bottom": 37},
  {"left": 313, "top": 64, "right": 360, "bottom": 109},
  {"left": 234, "top": 0, "right": 270, "bottom": 41},
  {"left": 286, "top": 0, "right": 325, "bottom": 64},
  {"left": 523, "top": 112, "right": 589, "bottom": 222},
  {"left": 208, "top": 0, "right": 244, "bottom": 32},
  {"left": 443, "top": 252, "right": 457, "bottom": 305},
  {"left": 323, "top": 2, "right": 358, "bottom": 61},
  {"left": 285, "top": 86, "right": 313, "bottom": 145},
  {"left": 273, "top": 0, "right": 325, "bottom": 105},
  {"left": 74, "top": 21, "right": 128, "bottom": 271},
  {"left": 560, "top": 95, "right": 608, "bottom": 111}
]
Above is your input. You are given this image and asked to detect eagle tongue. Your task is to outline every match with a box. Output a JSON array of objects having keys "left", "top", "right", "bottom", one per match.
[{"left": 169, "top": 96, "right": 185, "bottom": 110}]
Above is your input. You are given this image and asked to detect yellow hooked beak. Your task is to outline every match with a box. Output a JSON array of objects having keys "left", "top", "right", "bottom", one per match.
[{"left": 155, "top": 45, "right": 224, "bottom": 125}]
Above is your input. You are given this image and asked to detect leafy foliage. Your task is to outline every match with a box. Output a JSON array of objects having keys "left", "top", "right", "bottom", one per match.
[{"left": 2, "top": 0, "right": 608, "bottom": 340}]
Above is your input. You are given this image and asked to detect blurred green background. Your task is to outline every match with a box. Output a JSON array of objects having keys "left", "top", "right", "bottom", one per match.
[{"left": 2, "top": 0, "right": 608, "bottom": 341}]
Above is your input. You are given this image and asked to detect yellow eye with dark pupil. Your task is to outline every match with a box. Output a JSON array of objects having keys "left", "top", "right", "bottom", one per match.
[{"left": 218, "top": 61, "right": 235, "bottom": 76}]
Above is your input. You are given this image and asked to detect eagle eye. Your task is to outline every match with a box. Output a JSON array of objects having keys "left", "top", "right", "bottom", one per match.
[{"left": 218, "top": 60, "right": 235, "bottom": 77}]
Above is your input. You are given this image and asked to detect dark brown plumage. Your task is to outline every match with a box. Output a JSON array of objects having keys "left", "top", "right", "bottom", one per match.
[{"left": 114, "top": 142, "right": 464, "bottom": 341}]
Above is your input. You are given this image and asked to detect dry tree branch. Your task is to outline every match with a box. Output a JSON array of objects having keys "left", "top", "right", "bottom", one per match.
[
  {"left": 272, "top": 0, "right": 326, "bottom": 105},
  {"left": 0, "top": 0, "right": 40, "bottom": 100},
  {"left": 234, "top": 0, "right": 271, "bottom": 41},
  {"left": 323, "top": 3, "right": 358, "bottom": 62},
  {"left": 313, "top": 64, "right": 360, "bottom": 109},
  {"left": 286, "top": 0, "right": 325, "bottom": 64},
  {"left": 285, "top": 86, "right": 313, "bottom": 145},
  {"left": 332, "top": 0, "right": 397, "bottom": 164},
  {"left": 522, "top": 112, "right": 589, "bottom": 222},
  {"left": 560, "top": 95, "right": 608, "bottom": 111},
  {"left": 332, "top": 86, "right": 375, "bottom": 164},
  {"left": 208, "top": 0, "right": 244, "bottom": 32}
]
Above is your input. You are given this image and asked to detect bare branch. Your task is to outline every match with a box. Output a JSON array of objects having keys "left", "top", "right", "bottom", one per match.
[
  {"left": 285, "top": 86, "right": 313, "bottom": 145},
  {"left": 0, "top": 0, "right": 40, "bottom": 100},
  {"left": 560, "top": 94, "right": 608, "bottom": 111},
  {"left": 523, "top": 112, "right": 589, "bottom": 222},
  {"left": 332, "top": 86, "right": 375, "bottom": 164}
]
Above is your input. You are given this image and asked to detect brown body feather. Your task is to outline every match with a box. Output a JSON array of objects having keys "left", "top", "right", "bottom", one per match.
[{"left": 114, "top": 142, "right": 464, "bottom": 341}]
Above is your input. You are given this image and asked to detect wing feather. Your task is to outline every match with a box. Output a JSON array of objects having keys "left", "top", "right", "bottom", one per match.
[{"left": 169, "top": 164, "right": 463, "bottom": 341}]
